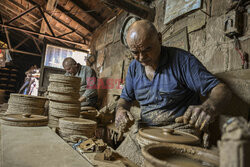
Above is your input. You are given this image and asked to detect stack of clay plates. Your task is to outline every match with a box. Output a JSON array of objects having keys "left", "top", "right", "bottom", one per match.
[
  {"left": 5, "top": 94, "right": 47, "bottom": 115},
  {"left": 80, "top": 106, "right": 98, "bottom": 121},
  {"left": 48, "top": 74, "right": 81, "bottom": 128},
  {"left": 58, "top": 117, "right": 97, "bottom": 142}
]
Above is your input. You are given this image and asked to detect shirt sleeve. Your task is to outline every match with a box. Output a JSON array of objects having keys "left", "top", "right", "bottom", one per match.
[
  {"left": 120, "top": 62, "right": 135, "bottom": 102},
  {"left": 181, "top": 54, "right": 220, "bottom": 96},
  {"left": 82, "top": 67, "right": 97, "bottom": 99}
]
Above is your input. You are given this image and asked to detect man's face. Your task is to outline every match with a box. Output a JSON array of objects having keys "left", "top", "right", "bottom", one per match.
[
  {"left": 126, "top": 30, "right": 161, "bottom": 67},
  {"left": 63, "top": 63, "right": 78, "bottom": 76}
]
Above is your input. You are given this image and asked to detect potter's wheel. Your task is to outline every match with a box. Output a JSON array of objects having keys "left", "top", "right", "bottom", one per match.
[{"left": 139, "top": 127, "right": 199, "bottom": 145}]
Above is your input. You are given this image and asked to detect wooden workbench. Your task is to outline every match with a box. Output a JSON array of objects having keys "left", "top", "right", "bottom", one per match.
[
  {"left": 0, "top": 125, "right": 93, "bottom": 167},
  {"left": 0, "top": 124, "right": 138, "bottom": 167}
]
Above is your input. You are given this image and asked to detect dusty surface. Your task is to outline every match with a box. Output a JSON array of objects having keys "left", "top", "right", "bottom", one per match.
[
  {"left": 1, "top": 125, "right": 93, "bottom": 167},
  {"left": 116, "top": 124, "right": 145, "bottom": 166}
]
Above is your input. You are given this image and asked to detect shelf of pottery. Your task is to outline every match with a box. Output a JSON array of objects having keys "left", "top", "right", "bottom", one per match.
[{"left": 0, "top": 65, "right": 19, "bottom": 103}]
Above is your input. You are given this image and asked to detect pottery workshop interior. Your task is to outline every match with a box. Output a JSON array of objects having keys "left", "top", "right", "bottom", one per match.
[{"left": 0, "top": 0, "right": 250, "bottom": 167}]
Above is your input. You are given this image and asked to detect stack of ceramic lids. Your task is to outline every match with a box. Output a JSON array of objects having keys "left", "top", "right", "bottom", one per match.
[
  {"left": 48, "top": 74, "right": 81, "bottom": 128},
  {"left": 58, "top": 117, "right": 97, "bottom": 142},
  {"left": 5, "top": 94, "right": 47, "bottom": 115}
]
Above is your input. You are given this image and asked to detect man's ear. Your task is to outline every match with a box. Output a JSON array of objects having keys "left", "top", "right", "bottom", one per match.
[{"left": 158, "top": 32, "right": 162, "bottom": 45}]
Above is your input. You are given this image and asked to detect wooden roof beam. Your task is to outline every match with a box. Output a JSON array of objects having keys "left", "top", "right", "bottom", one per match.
[
  {"left": 102, "top": 0, "right": 155, "bottom": 21},
  {"left": 38, "top": 6, "right": 55, "bottom": 37},
  {"left": 10, "top": 49, "right": 41, "bottom": 56},
  {"left": 13, "top": 37, "right": 29, "bottom": 49},
  {"left": 0, "top": 1, "right": 40, "bottom": 29},
  {"left": 69, "top": 0, "right": 103, "bottom": 24},
  {"left": 56, "top": 4, "right": 94, "bottom": 33},
  {"left": 0, "top": 8, "right": 38, "bottom": 31},
  {"left": 25, "top": 0, "right": 88, "bottom": 42},
  {"left": 26, "top": 0, "right": 93, "bottom": 33},
  {"left": 57, "top": 30, "right": 75, "bottom": 38},
  {"left": 0, "top": 14, "right": 39, "bottom": 50},
  {"left": 3, "top": 2, "right": 81, "bottom": 47},
  {"left": 39, "top": 0, "right": 57, "bottom": 39},
  {"left": 32, "top": 36, "right": 42, "bottom": 53},
  {"left": 0, "top": 24, "right": 88, "bottom": 48},
  {"left": 44, "top": 12, "right": 87, "bottom": 42},
  {"left": 7, "top": 0, "right": 41, "bottom": 21},
  {"left": 5, "top": 5, "right": 38, "bottom": 24}
]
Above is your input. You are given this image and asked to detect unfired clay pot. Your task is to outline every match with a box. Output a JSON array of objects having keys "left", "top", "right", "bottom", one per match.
[{"left": 142, "top": 143, "right": 219, "bottom": 167}]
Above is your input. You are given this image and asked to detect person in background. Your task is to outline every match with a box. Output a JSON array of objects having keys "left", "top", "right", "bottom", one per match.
[
  {"left": 19, "top": 65, "right": 40, "bottom": 96},
  {"left": 0, "top": 50, "right": 6, "bottom": 68},
  {"left": 62, "top": 57, "right": 98, "bottom": 107}
]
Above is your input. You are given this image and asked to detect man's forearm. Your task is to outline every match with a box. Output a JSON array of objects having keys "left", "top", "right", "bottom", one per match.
[
  {"left": 117, "top": 98, "right": 132, "bottom": 111},
  {"left": 202, "top": 83, "right": 232, "bottom": 114},
  {"left": 82, "top": 89, "right": 97, "bottom": 99},
  {"left": 116, "top": 98, "right": 134, "bottom": 132}
]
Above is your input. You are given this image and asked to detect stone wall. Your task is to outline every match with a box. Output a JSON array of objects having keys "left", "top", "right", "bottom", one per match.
[
  {"left": 90, "top": 0, "right": 250, "bottom": 122},
  {"left": 91, "top": 0, "right": 249, "bottom": 74}
]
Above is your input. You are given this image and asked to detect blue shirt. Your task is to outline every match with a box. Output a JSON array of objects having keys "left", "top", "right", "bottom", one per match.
[{"left": 120, "top": 46, "right": 220, "bottom": 126}]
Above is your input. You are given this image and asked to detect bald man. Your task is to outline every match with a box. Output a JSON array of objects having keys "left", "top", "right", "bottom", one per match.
[
  {"left": 115, "top": 20, "right": 231, "bottom": 140},
  {"left": 63, "top": 57, "right": 97, "bottom": 107}
]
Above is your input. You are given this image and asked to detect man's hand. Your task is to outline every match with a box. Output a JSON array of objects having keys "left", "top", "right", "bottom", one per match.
[
  {"left": 175, "top": 104, "right": 216, "bottom": 131},
  {"left": 176, "top": 83, "right": 231, "bottom": 131},
  {"left": 78, "top": 96, "right": 86, "bottom": 102},
  {"left": 115, "top": 108, "right": 134, "bottom": 132}
]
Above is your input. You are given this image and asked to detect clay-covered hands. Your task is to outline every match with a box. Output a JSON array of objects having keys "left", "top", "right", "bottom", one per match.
[
  {"left": 115, "top": 108, "right": 134, "bottom": 132},
  {"left": 175, "top": 104, "right": 216, "bottom": 131}
]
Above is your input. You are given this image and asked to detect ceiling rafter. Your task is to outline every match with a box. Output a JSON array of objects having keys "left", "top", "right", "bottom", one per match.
[
  {"left": 0, "top": 14, "right": 41, "bottom": 57},
  {"left": 7, "top": 0, "right": 41, "bottom": 21},
  {"left": 32, "top": 36, "right": 42, "bottom": 53},
  {"left": 0, "top": 24, "right": 88, "bottom": 48},
  {"left": 1, "top": 10, "right": 73, "bottom": 48},
  {"left": 44, "top": 12, "right": 88, "bottom": 43},
  {"left": 56, "top": 4, "right": 94, "bottom": 33},
  {"left": 39, "top": 0, "right": 57, "bottom": 39},
  {"left": 0, "top": 8, "right": 38, "bottom": 31},
  {"left": 5, "top": 5, "right": 38, "bottom": 24},
  {"left": 13, "top": 37, "right": 30, "bottom": 49},
  {"left": 26, "top": 0, "right": 94, "bottom": 33},
  {"left": 6, "top": 0, "right": 81, "bottom": 49},
  {"left": 69, "top": 0, "right": 103, "bottom": 24},
  {"left": 57, "top": 30, "right": 75, "bottom": 38},
  {"left": 4, "top": 0, "right": 77, "bottom": 46},
  {"left": 25, "top": 0, "right": 89, "bottom": 43},
  {"left": 38, "top": 6, "right": 55, "bottom": 37},
  {"left": 0, "top": 0, "right": 40, "bottom": 30},
  {"left": 4, "top": 27, "right": 11, "bottom": 49}
]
